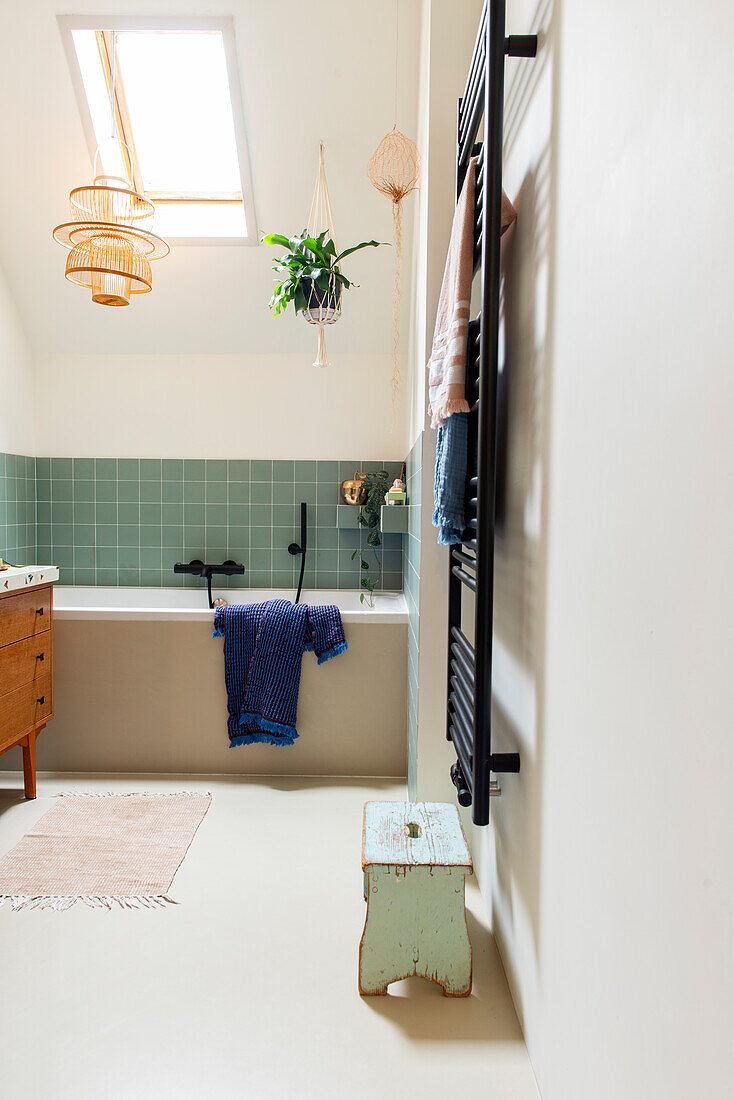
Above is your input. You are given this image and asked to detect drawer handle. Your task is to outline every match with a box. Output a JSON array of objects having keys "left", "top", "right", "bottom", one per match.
[
  {"left": 36, "top": 695, "right": 45, "bottom": 704},
  {"left": 35, "top": 607, "right": 44, "bottom": 616},
  {"left": 36, "top": 652, "right": 44, "bottom": 661}
]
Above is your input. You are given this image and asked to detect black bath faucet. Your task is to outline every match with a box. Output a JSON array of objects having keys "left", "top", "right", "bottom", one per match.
[{"left": 173, "top": 559, "right": 245, "bottom": 609}]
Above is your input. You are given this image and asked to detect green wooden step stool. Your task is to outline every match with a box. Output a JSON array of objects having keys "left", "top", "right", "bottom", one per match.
[{"left": 359, "top": 801, "right": 473, "bottom": 997}]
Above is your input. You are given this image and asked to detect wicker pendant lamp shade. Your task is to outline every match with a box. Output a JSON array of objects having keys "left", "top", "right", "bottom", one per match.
[
  {"left": 53, "top": 160, "right": 169, "bottom": 307},
  {"left": 52, "top": 32, "right": 168, "bottom": 307}
]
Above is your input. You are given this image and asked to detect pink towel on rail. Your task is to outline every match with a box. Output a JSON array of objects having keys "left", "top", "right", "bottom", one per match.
[{"left": 427, "top": 157, "right": 517, "bottom": 428}]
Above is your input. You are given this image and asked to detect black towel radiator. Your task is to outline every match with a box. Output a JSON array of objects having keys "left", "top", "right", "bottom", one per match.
[{"left": 447, "top": 2, "right": 536, "bottom": 824}]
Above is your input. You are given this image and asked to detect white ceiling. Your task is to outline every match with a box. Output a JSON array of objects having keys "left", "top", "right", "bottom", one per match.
[{"left": 0, "top": 0, "right": 421, "bottom": 355}]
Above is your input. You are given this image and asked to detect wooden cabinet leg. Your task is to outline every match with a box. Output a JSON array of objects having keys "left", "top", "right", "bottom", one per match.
[{"left": 22, "top": 729, "right": 37, "bottom": 799}]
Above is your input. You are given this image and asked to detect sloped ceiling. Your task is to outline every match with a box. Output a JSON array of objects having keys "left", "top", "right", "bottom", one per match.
[{"left": 0, "top": 0, "right": 420, "bottom": 355}]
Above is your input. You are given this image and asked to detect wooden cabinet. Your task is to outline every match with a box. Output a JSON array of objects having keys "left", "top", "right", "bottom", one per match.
[{"left": 0, "top": 582, "right": 54, "bottom": 798}]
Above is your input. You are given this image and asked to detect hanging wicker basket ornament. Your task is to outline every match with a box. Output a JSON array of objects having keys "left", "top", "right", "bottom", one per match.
[
  {"left": 367, "top": 127, "right": 419, "bottom": 400},
  {"left": 304, "top": 142, "right": 342, "bottom": 367},
  {"left": 367, "top": 2, "right": 420, "bottom": 401}
]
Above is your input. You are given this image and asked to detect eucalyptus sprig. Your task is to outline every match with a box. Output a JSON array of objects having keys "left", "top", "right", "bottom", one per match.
[{"left": 262, "top": 229, "right": 383, "bottom": 318}]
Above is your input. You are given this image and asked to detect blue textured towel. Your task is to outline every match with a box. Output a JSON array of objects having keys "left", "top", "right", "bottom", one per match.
[
  {"left": 432, "top": 411, "right": 468, "bottom": 545},
  {"left": 213, "top": 600, "right": 347, "bottom": 747}
]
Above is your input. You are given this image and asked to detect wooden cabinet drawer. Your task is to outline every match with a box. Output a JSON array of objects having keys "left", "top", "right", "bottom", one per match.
[
  {"left": 0, "top": 630, "right": 51, "bottom": 698},
  {"left": 0, "top": 673, "right": 52, "bottom": 749},
  {"left": 0, "top": 587, "right": 51, "bottom": 648}
]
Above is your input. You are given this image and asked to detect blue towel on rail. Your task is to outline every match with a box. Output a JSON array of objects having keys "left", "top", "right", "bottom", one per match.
[
  {"left": 212, "top": 600, "right": 347, "bottom": 747},
  {"left": 432, "top": 411, "right": 468, "bottom": 545}
]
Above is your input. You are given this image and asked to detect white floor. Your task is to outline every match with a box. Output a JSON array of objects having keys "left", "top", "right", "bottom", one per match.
[{"left": 0, "top": 772, "right": 539, "bottom": 1100}]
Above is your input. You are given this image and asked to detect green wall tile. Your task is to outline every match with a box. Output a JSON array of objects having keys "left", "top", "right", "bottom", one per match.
[
  {"left": 273, "top": 460, "right": 294, "bottom": 481},
  {"left": 96, "top": 480, "right": 117, "bottom": 502},
  {"left": 72, "top": 458, "right": 93, "bottom": 479},
  {"left": 250, "top": 527, "right": 272, "bottom": 549},
  {"left": 118, "top": 459, "right": 139, "bottom": 479},
  {"left": 141, "top": 458, "right": 162, "bottom": 479},
  {"left": 140, "top": 502, "right": 162, "bottom": 524},
  {"left": 118, "top": 481, "right": 139, "bottom": 503},
  {"left": 162, "top": 529, "right": 183, "bottom": 549},
  {"left": 251, "top": 482, "right": 271, "bottom": 504},
  {"left": 295, "top": 460, "right": 317, "bottom": 481},
  {"left": 97, "top": 525, "right": 117, "bottom": 546},
  {"left": 184, "top": 459, "right": 204, "bottom": 479},
  {"left": 141, "top": 481, "right": 162, "bottom": 503},
  {"left": 251, "top": 460, "right": 271, "bottom": 482},
  {"left": 206, "top": 480, "right": 227, "bottom": 504},
  {"left": 205, "top": 503, "right": 226, "bottom": 525},
  {"left": 5, "top": 450, "right": 406, "bottom": 594},
  {"left": 184, "top": 481, "right": 205, "bottom": 503},
  {"left": 74, "top": 547, "right": 95, "bottom": 568},
  {"left": 227, "top": 504, "right": 249, "bottom": 526},
  {"left": 118, "top": 503, "right": 139, "bottom": 524},
  {"left": 141, "top": 526, "right": 162, "bottom": 547},
  {"left": 74, "top": 524, "right": 95, "bottom": 546},
  {"left": 162, "top": 503, "right": 183, "bottom": 524},
  {"left": 141, "top": 547, "right": 162, "bottom": 568},
  {"left": 118, "top": 525, "right": 139, "bottom": 547},
  {"left": 205, "top": 459, "right": 227, "bottom": 481},
  {"left": 73, "top": 480, "right": 95, "bottom": 503},
  {"left": 52, "top": 479, "right": 73, "bottom": 501},
  {"left": 162, "top": 459, "right": 183, "bottom": 479},
  {"left": 228, "top": 459, "right": 249, "bottom": 481},
  {"left": 272, "top": 504, "right": 295, "bottom": 527},
  {"left": 95, "top": 458, "right": 116, "bottom": 479},
  {"left": 163, "top": 481, "right": 183, "bottom": 502}
]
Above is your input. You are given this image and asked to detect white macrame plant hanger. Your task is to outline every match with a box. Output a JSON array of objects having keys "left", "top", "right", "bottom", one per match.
[{"left": 304, "top": 142, "right": 342, "bottom": 367}]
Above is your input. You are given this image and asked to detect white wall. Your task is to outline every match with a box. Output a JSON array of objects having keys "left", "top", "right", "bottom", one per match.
[
  {"left": 446, "top": 2, "right": 734, "bottom": 1100},
  {"left": 405, "top": 0, "right": 484, "bottom": 798},
  {"left": 33, "top": 352, "right": 406, "bottom": 458},
  {"left": 0, "top": 260, "right": 35, "bottom": 455},
  {"left": 0, "top": 0, "right": 422, "bottom": 459}
]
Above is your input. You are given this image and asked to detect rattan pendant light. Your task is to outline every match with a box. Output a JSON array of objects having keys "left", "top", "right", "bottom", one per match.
[
  {"left": 367, "top": 1, "right": 420, "bottom": 400},
  {"left": 52, "top": 33, "right": 169, "bottom": 306}
]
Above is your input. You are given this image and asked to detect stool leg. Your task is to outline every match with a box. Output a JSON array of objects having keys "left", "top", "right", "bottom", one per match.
[
  {"left": 359, "top": 869, "right": 414, "bottom": 995},
  {"left": 22, "top": 729, "right": 37, "bottom": 800},
  {"left": 418, "top": 873, "right": 472, "bottom": 996}
]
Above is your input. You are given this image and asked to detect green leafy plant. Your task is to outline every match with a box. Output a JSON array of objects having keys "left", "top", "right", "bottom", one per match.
[
  {"left": 262, "top": 229, "right": 383, "bottom": 318},
  {"left": 351, "top": 469, "right": 390, "bottom": 607}
]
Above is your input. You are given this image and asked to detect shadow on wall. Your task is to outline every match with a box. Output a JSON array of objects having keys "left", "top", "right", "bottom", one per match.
[{"left": 470, "top": 0, "right": 560, "bottom": 1033}]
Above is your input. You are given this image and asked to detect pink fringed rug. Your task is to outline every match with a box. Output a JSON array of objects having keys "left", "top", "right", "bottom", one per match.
[{"left": 0, "top": 792, "right": 211, "bottom": 911}]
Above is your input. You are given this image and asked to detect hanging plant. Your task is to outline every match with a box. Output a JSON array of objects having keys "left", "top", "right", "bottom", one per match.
[
  {"left": 351, "top": 469, "right": 390, "bottom": 607},
  {"left": 263, "top": 230, "right": 382, "bottom": 319},
  {"left": 263, "top": 143, "right": 384, "bottom": 367}
]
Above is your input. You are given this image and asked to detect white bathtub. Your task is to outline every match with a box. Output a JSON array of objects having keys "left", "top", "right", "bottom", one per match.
[
  {"left": 54, "top": 586, "right": 408, "bottom": 625},
  {"left": 42, "top": 585, "right": 408, "bottom": 778}
]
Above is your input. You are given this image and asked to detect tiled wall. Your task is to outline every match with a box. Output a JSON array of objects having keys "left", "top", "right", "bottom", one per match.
[
  {"left": 33, "top": 457, "right": 405, "bottom": 590},
  {"left": 404, "top": 435, "right": 423, "bottom": 798},
  {"left": 0, "top": 452, "right": 36, "bottom": 567}
]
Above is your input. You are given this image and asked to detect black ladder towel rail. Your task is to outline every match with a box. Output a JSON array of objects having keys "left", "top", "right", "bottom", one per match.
[{"left": 447, "top": 1, "right": 536, "bottom": 825}]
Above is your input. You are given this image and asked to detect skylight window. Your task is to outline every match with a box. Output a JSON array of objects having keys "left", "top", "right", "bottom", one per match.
[{"left": 60, "top": 17, "right": 256, "bottom": 242}]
